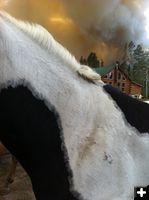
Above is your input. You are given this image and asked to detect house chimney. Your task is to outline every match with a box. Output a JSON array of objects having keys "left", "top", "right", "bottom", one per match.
[
  {"left": 114, "top": 61, "right": 119, "bottom": 84},
  {"left": 115, "top": 61, "right": 120, "bottom": 68},
  {"left": 100, "top": 59, "right": 104, "bottom": 67}
]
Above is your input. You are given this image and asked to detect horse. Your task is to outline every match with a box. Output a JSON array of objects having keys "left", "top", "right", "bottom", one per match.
[{"left": 0, "top": 11, "right": 149, "bottom": 200}]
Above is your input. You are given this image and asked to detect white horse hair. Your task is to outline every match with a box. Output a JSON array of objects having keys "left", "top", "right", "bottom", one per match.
[
  {"left": 0, "top": 11, "right": 149, "bottom": 200},
  {"left": 0, "top": 11, "right": 102, "bottom": 83}
]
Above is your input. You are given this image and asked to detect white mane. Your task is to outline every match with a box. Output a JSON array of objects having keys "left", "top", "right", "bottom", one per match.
[{"left": 0, "top": 11, "right": 102, "bottom": 83}]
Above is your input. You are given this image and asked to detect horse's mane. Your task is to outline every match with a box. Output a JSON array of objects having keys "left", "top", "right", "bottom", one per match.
[{"left": 0, "top": 11, "right": 102, "bottom": 84}]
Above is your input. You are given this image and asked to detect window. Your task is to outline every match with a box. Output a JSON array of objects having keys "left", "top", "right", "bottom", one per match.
[
  {"left": 109, "top": 73, "right": 113, "bottom": 79},
  {"left": 117, "top": 82, "right": 120, "bottom": 87},
  {"left": 122, "top": 83, "right": 125, "bottom": 87},
  {"left": 123, "top": 76, "right": 125, "bottom": 80},
  {"left": 118, "top": 73, "right": 121, "bottom": 80},
  {"left": 122, "top": 88, "right": 125, "bottom": 92}
]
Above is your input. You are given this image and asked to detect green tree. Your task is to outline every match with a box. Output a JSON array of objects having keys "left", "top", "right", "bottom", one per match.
[
  {"left": 80, "top": 56, "right": 87, "bottom": 65},
  {"left": 80, "top": 56, "right": 84, "bottom": 64},
  {"left": 133, "top": 44, "right": 149, "bottom": 97},
  {"left": 80, "top": 52, "right": 100, "bottom": 68},
  {"left": 87, "top": 52, "right": 99, "bottom": 68},
  {"left": 120, "top": 42, "right": 136, "bottom": 77},
  {"left": 120, "top": 42, "right": 149, "bottom": 97}
]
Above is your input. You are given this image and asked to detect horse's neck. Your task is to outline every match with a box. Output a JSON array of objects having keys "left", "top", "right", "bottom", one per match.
[
  {"left": 0, "top": 17, "right": 94, "bottom": 144},
  {"left": 0, "top": 17, "right": 79, "bottom": 102}
]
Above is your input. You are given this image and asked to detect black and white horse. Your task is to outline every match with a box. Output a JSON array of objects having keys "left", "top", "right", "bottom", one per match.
[{"left": 0, "top": 11, "right": 149, "bottom": 200}]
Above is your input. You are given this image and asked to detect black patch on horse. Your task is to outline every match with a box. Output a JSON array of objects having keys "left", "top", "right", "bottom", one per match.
[
  {"left": 0, "top": 85, "right": 80, "bottom": 200},
  {"left": 103, "top": 84, "right": 149, "bottom": 133}
]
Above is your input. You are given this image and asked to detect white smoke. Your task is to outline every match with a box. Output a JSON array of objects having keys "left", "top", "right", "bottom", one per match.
[
  {"left": 0, "top": 0, "right": 11, "bottom": 8},
  {"left": 61, "top": 0, "right": 149, "bottom": 46},
  {"left": 3, "top": 0, "right": 149, "bottom": 62}
]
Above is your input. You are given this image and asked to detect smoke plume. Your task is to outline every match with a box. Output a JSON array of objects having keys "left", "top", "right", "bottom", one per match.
[
  {"left": 62, "top": 0, "right": 148, "bottom": 45},
  {"left": 4, "top": 0, "right": 149, "bottom": 63},
  {"left": 0, "top": 0, "right": 10, "bottom": 8}
]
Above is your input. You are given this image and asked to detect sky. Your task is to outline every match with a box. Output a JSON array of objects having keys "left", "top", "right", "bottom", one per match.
[{"left": 2, "top": 0, "right": 149, "bottom": 64}]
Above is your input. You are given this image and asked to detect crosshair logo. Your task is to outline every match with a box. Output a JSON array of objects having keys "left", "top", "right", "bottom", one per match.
[{"left": 134, "top": 186, "right": 149, "bottom": 199}]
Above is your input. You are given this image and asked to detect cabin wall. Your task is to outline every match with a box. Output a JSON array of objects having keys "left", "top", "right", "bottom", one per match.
[
  {"left": 101, "top": 68, "right": 142, "bottom": 97},
  {"left": 130, "top": 83, "right": 142, "bottom": 96}
]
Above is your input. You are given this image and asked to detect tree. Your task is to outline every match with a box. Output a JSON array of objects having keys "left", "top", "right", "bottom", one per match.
[
  {"left": 87, "top": 52, "right": 100, "bottom": 68},
  {"left": 133, "top": 45, "right": 149, "bottom": 68},
  {"left": 133, "top": 44, "right": 149, "bottom": 97},
  {"left": 80, "top": 52, "right": 100, "bottom": 68},
  {"left": 120, "top": 42, "right": 136, "bottom": 76},
  {"left": 120, "top": 42, "right": 149, "bottom": 97},
  {"left": 80, "top": 56, "right": 87, "bottom": 65},
  {"left": 80, "top": 56, "right": 84, "bottom": 65}
]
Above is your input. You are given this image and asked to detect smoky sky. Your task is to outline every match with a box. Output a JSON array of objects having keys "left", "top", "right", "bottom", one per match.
[
  {"left": 3, "top": 0, "right": 149, "bottom": 63},
  {"left": 62, "top": 0, "right": 148, "bottom": 44}
]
